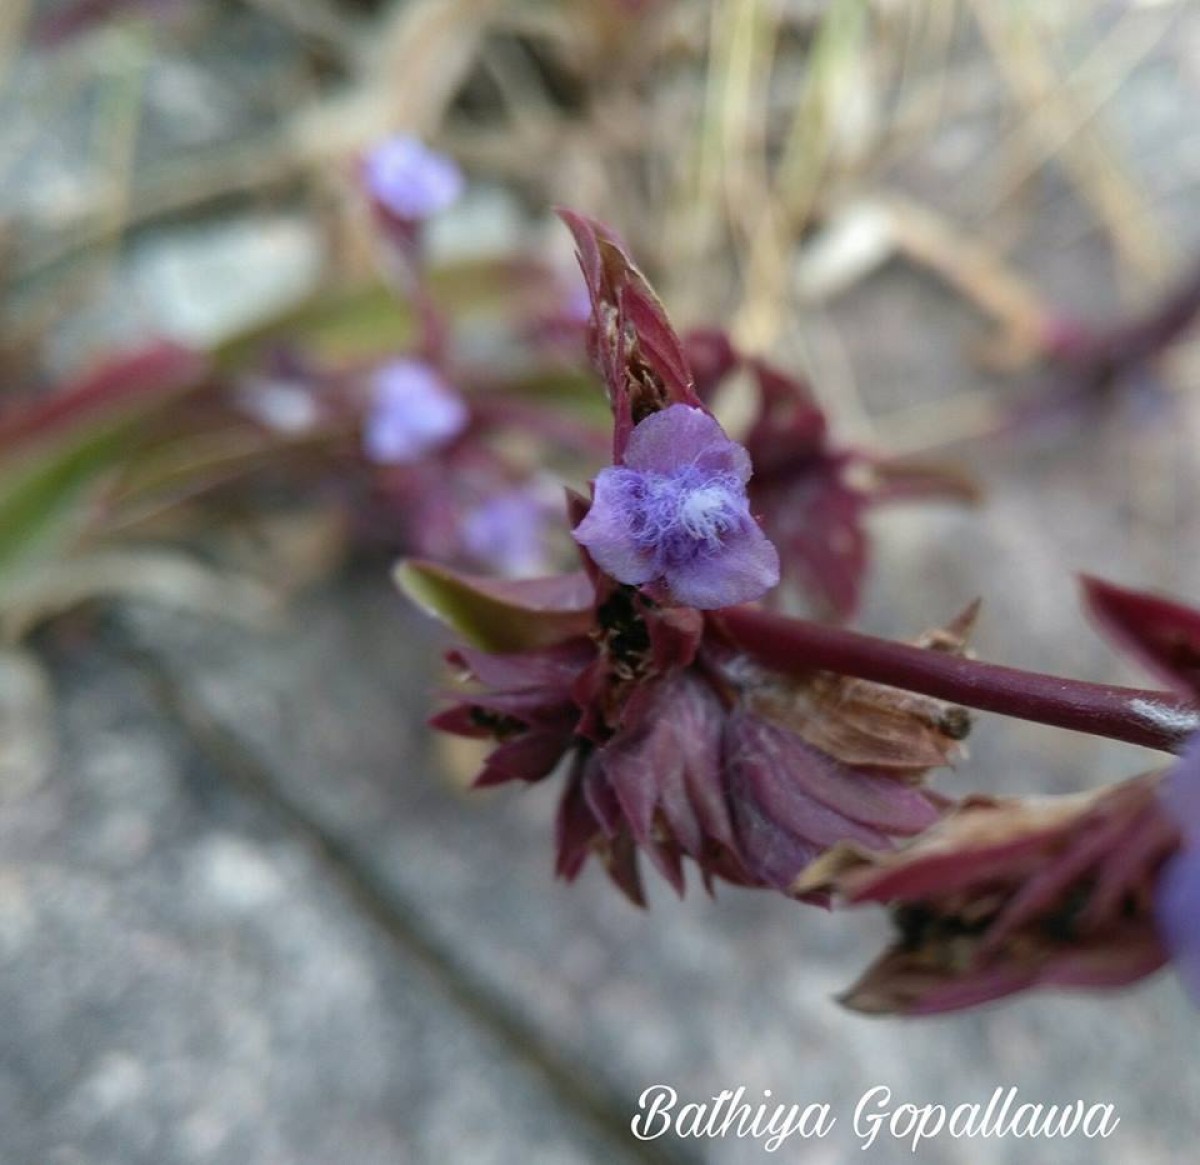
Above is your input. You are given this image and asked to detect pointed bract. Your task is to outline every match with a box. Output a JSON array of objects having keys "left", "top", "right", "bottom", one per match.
[
  {"left": 1083, "top": 574, "right": 1200, "bottom": 700},
  {"left": 417, "top": 553, "right": 965, "bottom": 904},
  {"left": 800, "top": 776, "right": 1179, "bottom": 1014},
  {"left": 557, "top": 210, "right": 701, "bottom": 459}
]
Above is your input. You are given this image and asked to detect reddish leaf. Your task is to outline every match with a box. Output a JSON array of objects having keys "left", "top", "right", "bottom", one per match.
[
  {"left": 557, "top": 209, "right": 700, "bottom": 458},
  {"left": 1083, "top": 575, "right": 1200, "bottom": 700},
  {"left": 396, "top": 560, "right": 594, "bottom": 652},
  {"left": 752, "top": 465, "right": 868, "bottom": 621},
  {"left": 681, "top": 328, "right": 738, "bottom": 402},
  {"left": 799, "top": 775, "right": 1178, "bottom": 1014},
  {"left": 0, "top": 342, "right": 208, "bottom": 455}
]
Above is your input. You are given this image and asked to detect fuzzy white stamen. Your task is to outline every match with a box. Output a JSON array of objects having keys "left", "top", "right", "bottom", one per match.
[{"left": 679, "top": 484, "right": 736, "bottom": 543}]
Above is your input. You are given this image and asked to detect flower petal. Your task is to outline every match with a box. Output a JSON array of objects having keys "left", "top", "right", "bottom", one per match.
[
  {"left": 572, "top": 468, "right": 660, "bottom": 584},
  {"left": 1157, "top": 844, "right": 1200, "bottom": 1005},
  {"left": 624, "top": 404, "right": 751, "bottom": 479},
  {"left": 363, "top": 136, "right": 463, "bottom": 221},
  {"left": 665, "top": 518, "right": 780, "bottom": 609},
  {"left": 1161, "top": 732, "right": 1200, "bottom": 842},
  {"left": 363, "top": 359, "right": 467, "bottom": 464}
]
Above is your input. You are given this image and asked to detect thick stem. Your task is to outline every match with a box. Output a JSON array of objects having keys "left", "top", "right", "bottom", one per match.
[{"left": 719, "top": 606, "right": 1199, "bottom": 754}]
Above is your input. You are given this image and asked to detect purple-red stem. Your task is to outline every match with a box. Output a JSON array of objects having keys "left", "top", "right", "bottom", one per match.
[
  {"left": 1046, "top": 255, "right": 1200, "bottom": 386},
  {"left": 720, "top": 606, "right": 1198, "bottom": 754}
]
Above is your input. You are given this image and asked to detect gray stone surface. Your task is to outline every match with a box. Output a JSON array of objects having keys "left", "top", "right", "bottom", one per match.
[{"left": 0, "top": 642, "right": 630, "bottom": 1165}]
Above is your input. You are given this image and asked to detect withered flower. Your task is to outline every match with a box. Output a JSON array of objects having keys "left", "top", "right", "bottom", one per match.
[
  {"left": 797, "top": 575, "right": 1200, "bottom": 1014},
  {"left": 799, "top": 775, "right": 1180, "bottom": 1014}
]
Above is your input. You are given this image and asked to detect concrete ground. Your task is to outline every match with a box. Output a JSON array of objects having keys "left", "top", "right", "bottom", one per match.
[{"left": 4, "top": 3, "right": 1200, "bottom": 1162}]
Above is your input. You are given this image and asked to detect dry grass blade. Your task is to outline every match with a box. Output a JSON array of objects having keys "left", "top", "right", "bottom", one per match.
[
  {"left": 973, "top": 3, "right": 1177, "bottom": 221},
  {"left": 366, "top": 0, "right": 502, "bottom": 136},
  {"left": 969, "top": 0, "right": 1168, "bottom": 288},
  {"left": 734, "top": 0, "right": 871, "bottom": 352},
  {"left": 883, "top": 193, "right": 1051, "bottom": 360}
]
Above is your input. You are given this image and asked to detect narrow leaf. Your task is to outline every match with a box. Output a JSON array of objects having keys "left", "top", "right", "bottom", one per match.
[{"left": 395, "top": 559, "right": 594, "bottom": 652}]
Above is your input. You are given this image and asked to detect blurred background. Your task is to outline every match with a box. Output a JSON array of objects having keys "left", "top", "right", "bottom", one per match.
[{"left": 3, "top": 0, "right": 1200, "bottom": 1161}]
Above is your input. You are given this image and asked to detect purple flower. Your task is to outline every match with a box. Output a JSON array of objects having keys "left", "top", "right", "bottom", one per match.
[
  {"left": 363, "top": 359, "right": 468, "bottom": 465},
  {"left": 362, "top": 136, "right": 464, "bottom": 222},
  {"left": 461, "top": 488, "right": 553, "bottom": 578},
  {"left": 572, "top": 404, "right": 779, "bottom": 609},
  {"left": 1156, "top": 737, "right": 1200, "bottom": 1004}
]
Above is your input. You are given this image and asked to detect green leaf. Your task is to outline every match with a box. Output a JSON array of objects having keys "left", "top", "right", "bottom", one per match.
[
  {"left": 213, "top": 257, "right": 562, "bottom": 371},
  {"left": 0, "top": 342, "right": 209, "bottom": 586},
  {"left": 0, "top": 425, "right": 130, "bottom": 579},
  {"left": 395, "top": 559, "right": 593, "bottom": 652}
]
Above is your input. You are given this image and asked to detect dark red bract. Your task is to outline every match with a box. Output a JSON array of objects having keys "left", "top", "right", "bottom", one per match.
[{"left": 427, "top": 549, "right": 963, "bottom": 904}]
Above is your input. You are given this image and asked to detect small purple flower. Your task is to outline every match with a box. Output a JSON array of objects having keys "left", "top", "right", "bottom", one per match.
[
  {"left": 363, "top": 359, "right": 468, "bottom": 465},
  {"left": 1156, "top": 736, "right": 1200, "bottom": 1004},
  {"left": 573, "top": 404, "right": 780, "bottom": 609},
  {"left": 362, "top": 136, "right": 464, "bottom": 222},
  {"left": 461, "top": 488, "right": 553, "bottom": 578}
]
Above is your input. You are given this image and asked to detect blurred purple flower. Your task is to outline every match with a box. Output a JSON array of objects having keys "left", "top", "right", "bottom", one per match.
[
  {"left": 461, "top": 488, "right": 553, "bottom": 578},
  {"left": 573, "top": 404, "right": 779, "bottom": 609},
  {"left": 363, "top": 359, "right": 468, "bottom": 465},
  {"left": 362, "top": 136, "right": 464, "bottom": 223},
  {"left": 1157, "top": 847, "right": 1200, "bottom": 1004},
  {"left": 1156, "top": 737, "right": 1200, "bottom": 1004}
]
